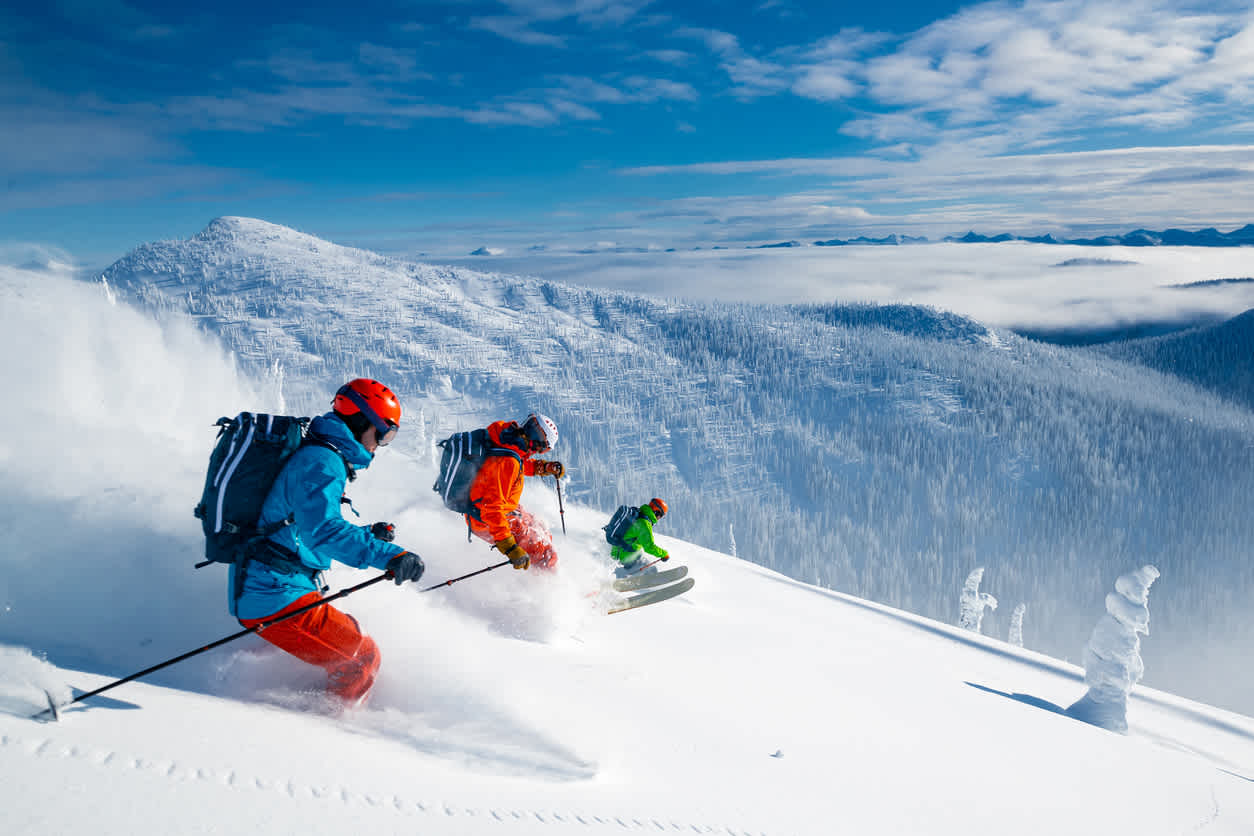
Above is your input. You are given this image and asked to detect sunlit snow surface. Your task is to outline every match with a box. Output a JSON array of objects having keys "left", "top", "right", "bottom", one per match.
[{"left": 0, "top": 250, "right": 1253, "bottom": 833}]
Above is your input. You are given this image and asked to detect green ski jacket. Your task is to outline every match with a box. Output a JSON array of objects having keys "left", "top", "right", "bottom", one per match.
[{"left": 610, "top": 505, "right": 669, "bottom": 564}]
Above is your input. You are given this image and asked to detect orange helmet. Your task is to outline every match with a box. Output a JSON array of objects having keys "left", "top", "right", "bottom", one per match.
[
  {"left": 333, "top": 379, "right": 401, "bottom": 445},
  {"left": 648, "top": 498, "right": 668, "bottom": 518}
]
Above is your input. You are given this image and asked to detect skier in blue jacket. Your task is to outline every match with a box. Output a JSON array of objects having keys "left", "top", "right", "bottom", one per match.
[{"left": 231, "top": 379, "right": 426, "bottom": 706}]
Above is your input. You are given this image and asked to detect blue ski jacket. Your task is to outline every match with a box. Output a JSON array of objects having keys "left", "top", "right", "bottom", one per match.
[{"left": 229, "top": 413, "right": 405, "bottom": 620}]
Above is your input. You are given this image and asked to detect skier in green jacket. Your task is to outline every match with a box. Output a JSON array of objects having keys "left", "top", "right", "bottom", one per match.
[{"left": 611, "top": 498, "right": 671, "bottom": 576}]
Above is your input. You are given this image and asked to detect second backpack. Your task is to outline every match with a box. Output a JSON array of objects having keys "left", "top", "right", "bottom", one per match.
[{"left": 433, "top": 428, "right": 522, "bottom": 520}]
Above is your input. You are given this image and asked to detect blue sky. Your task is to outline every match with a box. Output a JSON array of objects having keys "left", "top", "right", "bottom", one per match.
[{"left": 4, "top": 0, "right": 1254, "bottom": 263}]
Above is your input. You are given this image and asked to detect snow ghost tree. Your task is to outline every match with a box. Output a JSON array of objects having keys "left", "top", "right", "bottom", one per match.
[
  {"left": 1008, "top": 603, "right": 1026, "bottom": 647},
  {"left": 958, "top": 568, "right": 998, "bottom": 633},
  {"left": 414, "top": 406, "right": 428, "bottom": 449},
  {"left": 267, "top": 359, "right": 286, "bottom": 414},
  {"left": 729, "top": 523, "right": 737, "bottom": 558},
  {"left": 1066, "top": 565, "right": 1160, "bottom": 733}
]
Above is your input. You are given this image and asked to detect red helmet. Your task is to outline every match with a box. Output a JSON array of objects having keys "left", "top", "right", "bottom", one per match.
[
  {"left": 648, "top": 498, "right": 668, "bottom": 518},
  {"left": 333, "top": 379, "right": 401, "bottom": 445}
]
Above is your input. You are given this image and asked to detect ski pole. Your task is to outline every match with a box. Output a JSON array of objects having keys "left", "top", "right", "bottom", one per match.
[
  {"left": 554, "top": 476, "right": 567, "bottom": 534},
  {"left": 627, "top": 558, "right": 664, "bottom": 576},
  {"left": 33, "top": 572, "right": 392, "bottom": 721},
  {"left": 36, "top": 560, "right": 511, "bottom": 720},
  {"left": 419, "top": 559, "right": 510, "bottom": 591}
]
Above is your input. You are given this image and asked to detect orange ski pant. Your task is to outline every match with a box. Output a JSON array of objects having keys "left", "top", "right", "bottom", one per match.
[
  {"left": 470, "top": 507, "right": 558, "bottom": 569},
  {"left": 240, "top": 592, "right": 381, "bottom": 702}
]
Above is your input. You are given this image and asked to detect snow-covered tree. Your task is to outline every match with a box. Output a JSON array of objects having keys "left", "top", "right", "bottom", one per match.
[
  {"left": 414, "top": 406, "right": 428, "bottom": 450},
  {"left": 1008, "top": 603, "right": 1026, "bottom": 647},
  {"left": 959, "top": 568, "right": 998, "bottom": 633},
  {"left": 1066, "top": 565, "right": 1160, "bottom": 733},
  {"left": 729, "top": 523, "right": 737, "bottom": 558},
  {"left": 268, "top": 358, "right": 286, "bottom": 414}
]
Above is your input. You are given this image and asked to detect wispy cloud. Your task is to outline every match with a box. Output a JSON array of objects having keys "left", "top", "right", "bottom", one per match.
[
  {"left": 241, "top": 44, "right": 431, "bottom": 86},
  {"left": 642, "top": 49, "right": 691, "bottom": 65},
  {"left": 675, "top": 27, "right": 792, "bottom": 99},
  {"left": 617, "top": 144, "right": 1254, "bottom": 238},
  {"left": 670, "top": 1, "right": 1254, "bottom": 159},
  {"left": 0, "top": 164, "right": 250, "bottom": 212},
  {"left": 0, "top": 90, "right": 176, "bottom": 175},
  {"left": 853, "top": 1, "right": 1254, "bottom": 152},
  {"left": 470, "top": 0, "right": 657, "bottom": 46},
  {"left": 469, "top": 15, "right": 568, "bottom": 48}
]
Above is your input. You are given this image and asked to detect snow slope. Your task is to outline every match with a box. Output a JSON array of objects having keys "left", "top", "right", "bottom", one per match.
[
  {"left": 4, "top": 525, "right": 1254, "bottom": 835},
  {"left": 90, "top": 217, "right": 1254, "bottom": 715},
  {"left": 1, "top": 254, "right": 1253, "bottom": 834}
]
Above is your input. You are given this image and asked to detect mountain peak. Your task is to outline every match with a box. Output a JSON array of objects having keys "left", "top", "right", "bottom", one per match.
[{"left": 194, "top": 216, "right": 310, "bottom": 243}]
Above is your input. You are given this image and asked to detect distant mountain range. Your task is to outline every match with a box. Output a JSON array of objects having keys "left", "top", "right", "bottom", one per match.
[
  {"left": 943, "top": 224, "right": 1254, "bottom": 247},
  {"left": 796, "top": 224, "right": 1254, "bottom": 249},
  {"left": 474, "top": 224, "right": 1254, "bottom": 256}
]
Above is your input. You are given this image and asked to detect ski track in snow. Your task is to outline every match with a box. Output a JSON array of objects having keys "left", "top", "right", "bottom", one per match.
[{"left": 0, "top": 731, "right": 768, "bottom": 835}]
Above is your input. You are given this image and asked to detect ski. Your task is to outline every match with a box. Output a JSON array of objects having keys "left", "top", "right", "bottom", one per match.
[
  {"left": 607, "top": 577, "right": 695, "bottom": 615},
  {"left": 612, "top": 565, "right": 688, "bottom": 592}
]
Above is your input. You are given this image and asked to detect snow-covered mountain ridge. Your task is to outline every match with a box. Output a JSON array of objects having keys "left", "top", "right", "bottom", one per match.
[
  {"left": 98, "top": 217, "right": 1254, "bottom": 714},
  {"left": 1099, "top": 309, "right": 1254, "bottom": 411}
]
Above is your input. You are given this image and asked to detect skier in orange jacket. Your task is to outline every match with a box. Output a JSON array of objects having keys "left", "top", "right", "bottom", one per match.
[{"left": 466, "top": 413, "right": 564, "bottom": 570}]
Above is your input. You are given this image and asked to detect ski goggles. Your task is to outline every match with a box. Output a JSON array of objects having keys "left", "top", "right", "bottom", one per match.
[
  {"left": 336, "top": 385, "right": 399, "bottom": 446},
  {"left": 520, "top": 416, "right": 550, "bottom": 453}
]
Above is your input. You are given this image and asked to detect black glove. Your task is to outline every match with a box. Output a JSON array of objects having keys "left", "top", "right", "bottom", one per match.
[
  {"left": 370, "top": 522, "right": 396, "bottom": 542},
  {"left": 386, "top": 551, "right": 425, "bottom": 585},
  {"left": 660, "top": 552, "right": 670, "bottom": 562}
]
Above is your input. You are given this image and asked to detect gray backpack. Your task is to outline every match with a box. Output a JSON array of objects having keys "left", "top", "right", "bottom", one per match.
[{"left": 603, "top": 505, "right": 639, "bottom": 549}]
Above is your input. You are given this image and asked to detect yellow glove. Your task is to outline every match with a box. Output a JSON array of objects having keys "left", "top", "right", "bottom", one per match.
[{"left": 495, "top": 536, "right": 530, "bottom": 570}]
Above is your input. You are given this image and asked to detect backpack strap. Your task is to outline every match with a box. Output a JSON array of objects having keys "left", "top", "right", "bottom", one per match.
[
  {"left": 233, "top": 537, "right": 325, "bottom": 602},
  {"left": 245, "top": 538, "right": 319, "bottom": 580},
  {"left": 489, "top": 445, "right": 523, "bottom": 463},
  {"left": 302, "top": 436, "right": 356, "bottom": 481},
  {"left": 226, "top": 433, "right": 349, "bottom": 598}
]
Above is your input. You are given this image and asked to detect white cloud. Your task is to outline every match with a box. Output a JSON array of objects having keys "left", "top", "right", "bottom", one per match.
[
  {"left": 468, "top": 100, "right": 561, "bottom": 126},
  {"left": 552, "top": 75, "right": 628, "bottom": 102},
  {"left": 468, "top": 15, "right": 567, "bottom": 47},
  {"left": 548, "top": 73, "right": 697, "bottom": 105},
  {"left": 621, "top": 75, "right": 698, "bottom": 102},
  {"left": 643, "top": 48, "right": 691, "bottom": 65},
  {"left": 675, "top": 26, "right": 741, "bottom": 55},
  {"left": 549, "top": 98, "right": 602, "bottom": 120},
  {"left": 470, "top": 0, "right": 656, "bottom": 45},
  {"left": 852, "top": 0, "right": 1250, "bottom": 151},
  {"left": 791, "top": 65, "right": 857, "bottom": 101}
]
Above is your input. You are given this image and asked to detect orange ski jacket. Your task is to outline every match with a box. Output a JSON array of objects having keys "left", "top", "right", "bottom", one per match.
[{"left": 466, "top": 420, "right": 540, "bottom": 543}]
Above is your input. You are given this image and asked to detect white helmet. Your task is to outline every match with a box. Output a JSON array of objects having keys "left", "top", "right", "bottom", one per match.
[{"left": 521, "top": 413, "right": 558, "bottom": 453}]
